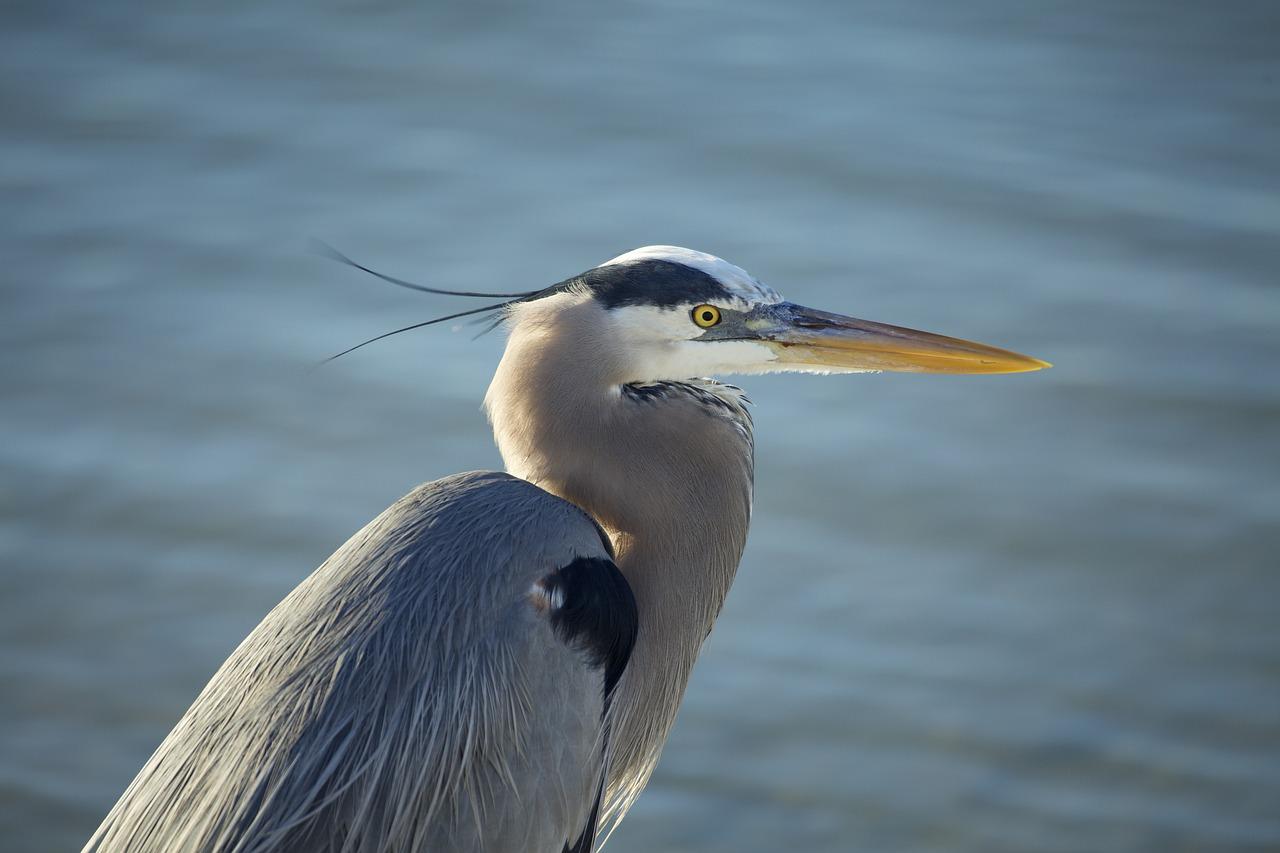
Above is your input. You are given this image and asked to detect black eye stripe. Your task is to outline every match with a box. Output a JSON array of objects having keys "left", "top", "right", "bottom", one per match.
[{"left": 569, "top": 260, "right": 733, "bottom": 309}]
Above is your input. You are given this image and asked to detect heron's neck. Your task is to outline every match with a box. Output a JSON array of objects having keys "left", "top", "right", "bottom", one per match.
[
  {"left": 484, "top": 308, "right": 754, "bottom": 791},
  {"left": 484, "top": 327, "right": 753, "bottom": 634}
]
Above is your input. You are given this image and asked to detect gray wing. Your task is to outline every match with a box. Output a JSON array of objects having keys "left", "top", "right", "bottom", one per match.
[{"left": 84, "top": 471, "right": 636, "bottom": 853}]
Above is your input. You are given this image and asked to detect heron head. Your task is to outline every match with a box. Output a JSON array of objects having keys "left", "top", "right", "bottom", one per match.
[
  {"left": 550, "top": 245, "right": 1049, "bottom": 383},
  {"left": 322, "top": 243, "right": 1049, "bottom": 379}
]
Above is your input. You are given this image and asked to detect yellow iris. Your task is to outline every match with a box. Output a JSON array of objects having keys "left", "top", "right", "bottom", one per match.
[{"left": 691, "top": 304, "right": 721, "bottom": 328}]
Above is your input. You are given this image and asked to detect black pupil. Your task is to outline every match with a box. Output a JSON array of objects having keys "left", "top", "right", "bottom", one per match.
[{"left": 701, "top": 311, "right": 713, "bottom": 322}]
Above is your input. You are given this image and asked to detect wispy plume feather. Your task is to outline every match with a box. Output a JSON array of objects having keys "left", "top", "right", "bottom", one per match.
[
  {"left": 320, "top": 302, "right": 515, "bottom": 364},
  {"left": 311, "top": 240, "right": 539, "bottom": 299},
  {"left": 313, "top": 242, "right": 541, "bottom": 363}
]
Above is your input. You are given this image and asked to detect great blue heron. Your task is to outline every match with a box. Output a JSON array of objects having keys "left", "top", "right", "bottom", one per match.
[{"left": 85, "top": 246, "right": 1048, "bottom": 852}]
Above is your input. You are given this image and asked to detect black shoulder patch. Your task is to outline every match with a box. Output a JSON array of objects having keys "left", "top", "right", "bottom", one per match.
[
  {"left": 575, "top": 259, "right": 731, "bottom": 309},
  {"left": 541, "top": 556, "right": 638, "bottom": 699}
]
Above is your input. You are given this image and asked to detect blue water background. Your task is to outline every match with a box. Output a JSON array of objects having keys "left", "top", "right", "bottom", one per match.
[{"left": 2, "top": 2, "right": 1278, "bottom": 850}]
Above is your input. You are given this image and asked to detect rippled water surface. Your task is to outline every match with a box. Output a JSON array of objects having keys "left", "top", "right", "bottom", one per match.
[{"left": 3, "top": 2, "right": 1279, "bottom": 851}]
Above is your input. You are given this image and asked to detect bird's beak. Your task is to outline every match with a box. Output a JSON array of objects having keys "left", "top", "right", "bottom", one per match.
[{"left": 752, "top": 302, "right": 1051, "bottom": 375}]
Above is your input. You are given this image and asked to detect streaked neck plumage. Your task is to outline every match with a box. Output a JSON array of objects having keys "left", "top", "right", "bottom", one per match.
[{"left": 483, "top": 291, "right": 754, "bottom": 828}]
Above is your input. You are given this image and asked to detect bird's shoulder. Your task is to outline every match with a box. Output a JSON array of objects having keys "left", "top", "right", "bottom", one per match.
[
  {"left": 84, "top": 471, "right": 637, "bottom": 853},
  {"left": 391, "top": 469, "right": 615, "bottom": 562},
  {"left": 333, "top": 471, "right": 614, "bottom": 604},
  {"left": 378, "top": 470, "right": 636, "bottom": 674},
  {"left": 306, "top": 469, "right": 631, "bottom": 664}
]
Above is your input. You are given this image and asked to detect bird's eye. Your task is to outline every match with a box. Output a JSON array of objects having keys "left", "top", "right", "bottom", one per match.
[{"left": 691, "top": 304, "right": 722, "bottom": 328}]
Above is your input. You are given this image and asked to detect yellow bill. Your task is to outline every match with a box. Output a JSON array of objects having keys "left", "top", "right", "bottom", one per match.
[{"left": 759, "top": 303, "right": 1051, "bottom": 375}]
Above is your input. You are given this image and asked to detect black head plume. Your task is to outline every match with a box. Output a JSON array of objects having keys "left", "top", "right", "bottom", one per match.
[
  {"left": 315, "top": 242, "right": 550, "bottom": 364},
  {"left": 311, "top": 240, "right": 540, "bottom": 299}
]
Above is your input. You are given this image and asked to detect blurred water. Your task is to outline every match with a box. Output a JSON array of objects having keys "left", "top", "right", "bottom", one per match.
[{"left": 2, "top": 1, "right": 1279, "bottom": 851}]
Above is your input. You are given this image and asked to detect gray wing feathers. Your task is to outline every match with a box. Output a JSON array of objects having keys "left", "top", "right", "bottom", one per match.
[{"left": 85, "top": 471, "right": 616, "bottom": 853}]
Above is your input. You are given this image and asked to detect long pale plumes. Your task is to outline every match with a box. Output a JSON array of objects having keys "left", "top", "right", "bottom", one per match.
[{"left": 85, "top": 474, "right": 612, "bottom": 853}]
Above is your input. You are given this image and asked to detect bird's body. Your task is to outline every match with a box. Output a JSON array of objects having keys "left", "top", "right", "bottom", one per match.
[
  {"left": 86, "top": 472, "right": 624, "bottom": 852},
  {"left": 86, "top": 246, "right": 1047, "bottom": 852}
]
